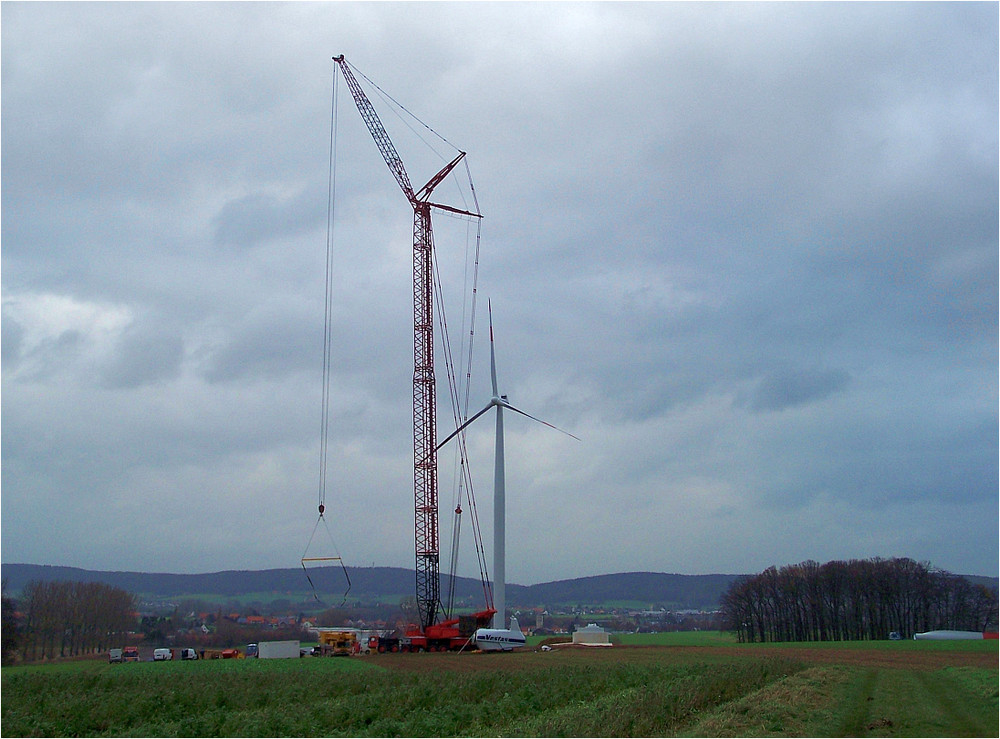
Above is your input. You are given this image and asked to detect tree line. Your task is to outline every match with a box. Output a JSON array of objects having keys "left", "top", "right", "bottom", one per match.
[
  {"left": 12, "top": 580, "right": 137, "bottom": 661},
  {"left": 721, "top": 557, "right": 998, "bottom": 643}
]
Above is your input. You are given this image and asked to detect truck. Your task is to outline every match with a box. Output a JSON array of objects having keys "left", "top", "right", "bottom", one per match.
[
  {"left": 256, "top": 640, "right": 300, "bottom": 659},
  {"left": 368, "top": 634, "right": 403, "bottom": 653},
  {"left": 367, "top": 611, "right": 492, "bottom": 653},
  {"left": 316, "top": 631, "right": 357, "bottom": 656},
  {"left": 122, "top": 646, "right": 140, "bottom": 662}
]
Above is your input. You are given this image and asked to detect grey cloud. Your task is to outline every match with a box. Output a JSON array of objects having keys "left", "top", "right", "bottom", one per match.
[
  {"left": 1, "top": 315, "right": 25, "bottom": 367},
  {"left": 213, "top": 190, "right": 324, "bottom": 249},
  {"left": 199, "top": 311, "right": 318, "bottom": 384},
  {"left": 744, "top": 369, "right": 851, "bottom": 413},
  {"left": 1, "top": 2, "right": 995, "bottom": 580},
  {"left": 100, "top": 321, "right": 184, "bottom": 390}
]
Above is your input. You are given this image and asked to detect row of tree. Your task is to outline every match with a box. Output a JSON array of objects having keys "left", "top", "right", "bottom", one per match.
[
  {"left": 15, "top": 580, "right": 137, "bottom": 661},
  {"left": 721, "top": 557, "right": 997, "bottom": 643}
]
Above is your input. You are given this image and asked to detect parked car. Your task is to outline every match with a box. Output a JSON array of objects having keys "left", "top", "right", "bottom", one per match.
[
  {"left": 153, "top": 648, "right": 172, "bottom": 661},
  {"left": 108, "top": 648, "right": 123, "bottom": 663}
]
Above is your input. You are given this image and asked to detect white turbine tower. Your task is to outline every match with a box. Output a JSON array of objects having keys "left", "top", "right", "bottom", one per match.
[{"left": 438, "top": 303, "right": 578, "bottom": 629}]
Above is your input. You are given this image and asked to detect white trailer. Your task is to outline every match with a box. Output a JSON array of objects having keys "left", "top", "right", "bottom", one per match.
[
  {"left": 913, "top": 630, "right": 985, "bottom": 640},
  {"left": 257, "top": 640, "right": 301, "bottom": 659}
]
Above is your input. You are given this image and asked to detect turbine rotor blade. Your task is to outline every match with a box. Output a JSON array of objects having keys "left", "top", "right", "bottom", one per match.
[
  {"left": 488, "top": 301, "right": 498, "bottom": 397},
  {"left": 436, "top": 401, "right": 494, "bottom": 452},
  {"left": 501, "top": 401, "right": 581, "bottom": 441}
]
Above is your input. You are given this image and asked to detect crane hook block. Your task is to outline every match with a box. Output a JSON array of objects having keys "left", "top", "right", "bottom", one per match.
[
  {"left": 333, "top": 55, "right": 345, "bottom": 62},
  {"left": 318, "top": 503, "right": 325, "bottom": 516}
]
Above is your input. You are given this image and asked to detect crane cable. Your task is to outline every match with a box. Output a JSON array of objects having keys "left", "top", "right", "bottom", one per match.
[
  {"left": 302, "top": 59, "right": 351, "bottom": 607},
  {"left": 456, "top": 159, "right": 493, "bottom": 609},
  {"left": 349, "top": 60, "right": 460, "bottom": 156},
  {"left": 433, "top": 195, "right": 492, "bottom": 613}
]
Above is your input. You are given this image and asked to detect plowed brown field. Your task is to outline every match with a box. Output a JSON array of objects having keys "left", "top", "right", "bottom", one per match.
[{"left": 366, "top": 642, "right": 997, "bottom": 674}]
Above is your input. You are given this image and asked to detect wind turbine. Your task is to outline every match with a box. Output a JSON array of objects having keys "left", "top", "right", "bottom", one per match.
[{"left": 437, "top": 302, "right": 579, "bottom": 629}]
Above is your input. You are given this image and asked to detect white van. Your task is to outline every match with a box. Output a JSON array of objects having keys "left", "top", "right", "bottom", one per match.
[{"left": 153, "top": 648, "right": 172, "bottom": 661}]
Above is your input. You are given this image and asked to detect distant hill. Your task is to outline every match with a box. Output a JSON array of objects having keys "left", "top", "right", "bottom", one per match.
[
  {"left": 517, "top": 572, "right": 743, "bottom": 610},
  {"left": 1, "top": 564, "right": 430, "bottom": 601},
  {"left": 2, "top": 563, "right": 741, "bottom": 610},
  {"left": 4, "top": 563, "right": 994, "bottom": 612}
]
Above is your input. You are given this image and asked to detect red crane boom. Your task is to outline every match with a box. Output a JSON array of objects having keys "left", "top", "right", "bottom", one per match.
[{"left": 332, "top": 56, "right": 482, "bottom": 632}]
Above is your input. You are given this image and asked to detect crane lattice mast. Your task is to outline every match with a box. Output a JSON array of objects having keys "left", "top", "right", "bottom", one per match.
[{"left": 332, "top": 56, "right": 482, "bottom": 631}]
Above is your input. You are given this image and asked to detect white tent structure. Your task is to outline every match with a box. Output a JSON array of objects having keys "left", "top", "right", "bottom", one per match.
[{"left": 573, "top": 623, "right": 611, "bottom": 645}]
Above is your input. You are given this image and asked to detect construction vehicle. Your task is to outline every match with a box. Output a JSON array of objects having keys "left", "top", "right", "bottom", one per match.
[
  {"left": 367, "top": 634, "right": 401, "bottom": 653},
  {"left": 331, "top": 55, "right": 496, "bottom": 653},
  {"left": 199, "top": 647, "right": 242, "bottom": 660},
  {"left": 316, "top": 630, "right": 357, "bottom": 656},
  {"left": 367, "top": 612, "right": 493, "bottom": 653},
  {"left": 122, "top": 646, "right": 139, "bottom": 662}
]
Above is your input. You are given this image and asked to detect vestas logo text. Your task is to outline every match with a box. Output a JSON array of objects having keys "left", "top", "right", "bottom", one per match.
[{"left": 478, "top": 634, "right": 525, "bottom": 643}]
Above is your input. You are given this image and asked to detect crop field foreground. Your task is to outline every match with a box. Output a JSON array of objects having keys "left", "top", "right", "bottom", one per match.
[{"left": 2, "top": 640, "right": 996, "bottom": 737}]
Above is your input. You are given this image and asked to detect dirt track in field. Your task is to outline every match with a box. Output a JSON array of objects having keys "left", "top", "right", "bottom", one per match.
[{"left": 367, "top": 644, "right": 998, "bottom": 674}]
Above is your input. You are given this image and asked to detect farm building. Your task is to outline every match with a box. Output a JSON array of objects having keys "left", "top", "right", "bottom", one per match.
[{"left": 573, "top": 623, "right": 610, "bottom": 645}]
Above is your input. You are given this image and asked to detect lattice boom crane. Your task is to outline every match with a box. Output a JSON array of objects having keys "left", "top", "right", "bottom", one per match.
[{"left": 332, "top": 56, "right": 483, "bottom": 633}]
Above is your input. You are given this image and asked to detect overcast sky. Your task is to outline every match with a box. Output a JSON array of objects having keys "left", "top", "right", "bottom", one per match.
[{"left": 3, "top": 2, "right": 997, "bottom": 588}]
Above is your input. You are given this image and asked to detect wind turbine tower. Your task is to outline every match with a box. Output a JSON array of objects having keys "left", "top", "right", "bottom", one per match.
[{"left": 438, "top": 304, "right": 578, "bottom": 629}]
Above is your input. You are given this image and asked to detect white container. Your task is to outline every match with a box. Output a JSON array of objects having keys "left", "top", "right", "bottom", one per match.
[{"left": 257, "top": 640, "right": 301, "bottom": 659}]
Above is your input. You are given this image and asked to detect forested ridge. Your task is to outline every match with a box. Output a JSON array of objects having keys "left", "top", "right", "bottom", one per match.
[
  {"left": 721, "top": 557, "right": 998, "bottom": 642},
  {"left": 3, "top": 562, "right": 997, "bottom": 617},
  {"left": 1, "top": 564, "right": 741, "bottom": 610}
]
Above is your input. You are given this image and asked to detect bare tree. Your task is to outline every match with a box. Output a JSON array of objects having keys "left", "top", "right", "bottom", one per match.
[
  {"left": 721, "top": 558, "right": 997, "bottom": 642},
  {"left": 17, "top": 580, "right": 137, "bottom": 660}
]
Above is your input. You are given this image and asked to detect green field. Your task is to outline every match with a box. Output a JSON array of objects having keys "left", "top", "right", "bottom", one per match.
[
  {"left": 3, "top": 639, "right": 996, "bottom": 737},
  {"left": 610, "top": 630, "right": 739, "bottom": 647}
]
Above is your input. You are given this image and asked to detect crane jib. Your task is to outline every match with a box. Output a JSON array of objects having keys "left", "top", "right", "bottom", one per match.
[{"left": 334, "top": 56, "right": 414, "bottom": 200}]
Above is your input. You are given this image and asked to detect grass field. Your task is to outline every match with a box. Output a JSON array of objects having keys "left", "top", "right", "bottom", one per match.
[{"left": 3, "top": 639, "right": 996, "bottom": 737}]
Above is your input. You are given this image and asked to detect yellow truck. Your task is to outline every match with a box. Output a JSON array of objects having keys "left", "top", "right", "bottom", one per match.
[{"left": 316, "top": 630, "right": 357, "bottom": 656}]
